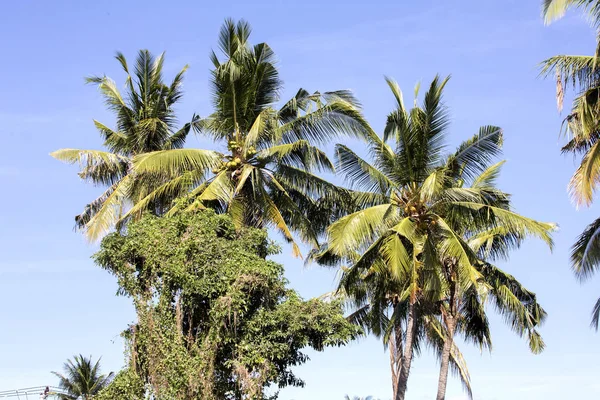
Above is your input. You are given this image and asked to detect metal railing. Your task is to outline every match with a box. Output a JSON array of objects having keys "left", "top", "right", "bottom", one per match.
[{"left": 0, "top": 387, "right": 67, "bottom": 399}]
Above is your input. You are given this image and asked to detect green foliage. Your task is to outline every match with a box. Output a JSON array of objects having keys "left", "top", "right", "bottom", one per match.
[
  {"left": 51, "top": 355, "right": 113, "bottom": 400},
  {"left": 127, "top": 19, "right": 372, "bottom": 256},
  {"left": 94, "top": 209, "right": 360, "bottom": 399},
  {"left": 315, "top": 76, "right": 554, "bottom": 399},
  {"left": 51, "top": 50, "right": 202, "bottom": 241},
  {"left": 542, "top": 0, "right": 600, "bottom": 26},
  {"left": 541, "top": 0, "right": 600, "bottom": 330},
  {"left": 95, "top": 369, "right": 145, "bottom": 400}
]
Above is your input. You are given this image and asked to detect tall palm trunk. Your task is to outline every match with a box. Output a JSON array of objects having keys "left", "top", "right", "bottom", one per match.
[
  {"left": 389, "top": 316, "right": 403, "bottom": 400},
  {"left": 396, "top": 300, "right": 417, "bottom": 400},
  {"left": 435, "top": 316, "right": 456, "bottom": 400},
  {"left": 437, "top": 267, "right": 458, "bottom": 400},
  {"left": 389, "top": 335, "right": 399, "bottom": 400}
]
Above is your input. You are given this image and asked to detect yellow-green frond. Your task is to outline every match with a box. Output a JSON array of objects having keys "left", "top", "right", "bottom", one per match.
[
  {"left": 327, "top": 204, "right": 398, "bottom": 256},
  {"left": 134, "top": 149, "right": 221, "bottom": 176}
]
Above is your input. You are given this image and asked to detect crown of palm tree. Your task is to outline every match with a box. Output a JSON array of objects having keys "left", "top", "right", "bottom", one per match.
[
  {"left": 51, "top": 50, "right": 196, "bottom": 240},
  {"left": 315, "top": 76, "right": 555, "bottom": 400},
  {"left": 128, "top": 19, "right": 373, "bottom": 256},
  {"left": 51, "top": 355, "right": 113, "bottom": 400}
]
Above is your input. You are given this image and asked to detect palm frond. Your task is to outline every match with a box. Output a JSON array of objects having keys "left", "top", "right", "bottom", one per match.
[
  {"left": 260, "top": 140, "right": 334, "bottom": 172},
  {"left": 133, "top": 149, "right": 221, "bottom": 176},
  {"left": 276, "top": 99, "right": 374, "bottom": 146},
  {"left": 472, "top": 160, "right": 506, "bottom": 189},
  {"left": 479, "top": 263, "right": 547, "bottom": 353},
  {"left": 327, "top": 204, "right": 398, "bottom": 256},
  {"left": 435, "top": 216, "right": 482, "bottom": 289},
  {"left": 84, "top": 176, "right": 132, "bottom": 241},
  {"left": 446, "top": 126, "right": 503, "bottom": 181},
  {"left": 571, "top": 216, "right": 600, "bottom": 280},
  {"left": 448, "top": 202, "right": 556, "bottom": 248},
  {"left": 336, "top": 144, "right": 394, "bottom": 192},
  {"left": 543, "top": 0, "right": 576, "bottom": 24},
  {"left": 591, "top": 296, "right": 600, "bottom": 329},
  {"left": 50, "top": 149, "right": 129, "bottom": 186},
  {"left": 569, "top": 139, "right": 600, "bottom": 206}
]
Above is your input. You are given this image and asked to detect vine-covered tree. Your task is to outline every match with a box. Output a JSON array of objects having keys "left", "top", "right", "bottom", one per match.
[{"left": 94, "top": 208, "right": 360, "bottom": 399}]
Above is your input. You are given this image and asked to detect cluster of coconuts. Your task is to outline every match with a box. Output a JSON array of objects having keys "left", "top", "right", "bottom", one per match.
[
  {"left": 227, "top": 140, "right": 240, "bottom": 151},
  {"left": 227, "top": 140, "right": 257, "bottom": 156},
  {"left": 404, "top": 203, "right": 437, "bottom": 226},
  {"left": 209, "top": 141, "right": 260, "bottom": 174},
  {"left": 212, "top": 157, "right": 243, "bottom": 174},
  {"left": 403, "top": 203, "right": 427, "bottom": 216}
]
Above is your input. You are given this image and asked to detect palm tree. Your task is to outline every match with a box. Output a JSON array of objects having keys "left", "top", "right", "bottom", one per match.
[
  {"left": 51, "top": 50, "right": 199, "bottom": 241},
  {"left": 431, "top": 161, "right": 551, "bottom": 400},
  {"left": 51, "top": 355, "right": 113, "bottom": 399},
  {"left": 542, "top": 0, "right": 600, "bottom": 329},
  {"left": 317, "top": 76, "right": 554, "bottom": 400},
  {"left": 128, "top": 19, "right": 371, "bottom": 256}
]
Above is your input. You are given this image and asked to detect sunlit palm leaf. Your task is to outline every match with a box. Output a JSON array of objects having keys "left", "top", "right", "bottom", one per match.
[
  {"left": 327, "top": 204, "right": 398, "bottom": 255},
  {"left": 134, "top": 149, "right": 221, "bottom": 176}
]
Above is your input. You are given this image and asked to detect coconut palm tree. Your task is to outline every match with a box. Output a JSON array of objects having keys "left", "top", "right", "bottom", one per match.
[
  {"left": 51, "top": 50, "right": 200, "bottom": 241},
  {"left": 317, "top": 76, "right": 554, "bottom": 400},
  {"left": 542, "top": 0, "right": 600, "bottom": 329},
  {"left": 432, "top": 259, "right": 547, "bottom": 400},
  {"left": 128, "top": 19, "right": 371, "bottom": 256},
  {"left": 51, "top": 355, "right": 113, "bottom": 399},
  {"left": 431, "top": 158, "right": 551, "bottom": 400}
]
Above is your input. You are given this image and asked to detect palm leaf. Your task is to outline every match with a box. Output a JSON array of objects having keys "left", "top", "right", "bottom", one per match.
[
  {"left": 133, "top": 149, "right": 221, "bottom": 176},
  {"left": 84, "top": 175, "right": 132, "bottom": 241},
  {"left": 327, "top": 204, "right": 398, "bottom": 255},
  {"left": 336, "top": 144, "right": 394, "bottom": 192}
]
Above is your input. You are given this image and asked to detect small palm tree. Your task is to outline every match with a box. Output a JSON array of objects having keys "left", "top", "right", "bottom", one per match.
[
  {"left": 541, "top": 0, "right": 600, "bottom": 329},
  {"left": 51, "top": 355, "right": 113, "bottom": 399},
  {"left": 128, "top": 19, "right": 371, "bottom": 256},
  {"left": 51, "top": 50, "right": 197, "bottom": 240}
]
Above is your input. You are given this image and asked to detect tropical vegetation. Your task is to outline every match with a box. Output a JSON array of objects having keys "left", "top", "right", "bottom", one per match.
[
  {"left": 541, "top": 0, "right": 600, "bottom": 328},
  {"left": 93, "top": 209, "right": 360, "bottom": 399},
  {"left": 51, "top": 355, "right": 113, "bottom": 400},
  {"left": 124, "top": 19, "right": 371, "bottom": 257},
  {"left": 313, "top": 76, "right": 554, "bottom": 400},
  {"left": 51, "top": 50, "right": 197, "bottom": 241},
  {"left": 45, "top": 11, "right": 585, "bottom": 400}
]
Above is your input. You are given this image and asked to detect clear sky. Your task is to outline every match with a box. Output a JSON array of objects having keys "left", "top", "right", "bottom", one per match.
[{"left": 1, "top": 0, "right": 598, "bottom": 399}]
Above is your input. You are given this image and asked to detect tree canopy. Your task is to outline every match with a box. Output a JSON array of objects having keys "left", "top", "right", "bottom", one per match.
[{"left": 94, "top": 208, "right": 360, "bottom": 399}]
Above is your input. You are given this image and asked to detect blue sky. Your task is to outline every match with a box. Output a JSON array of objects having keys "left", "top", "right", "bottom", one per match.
[{"left": 0, "top": 0, "right": 598, "bottom": 399}]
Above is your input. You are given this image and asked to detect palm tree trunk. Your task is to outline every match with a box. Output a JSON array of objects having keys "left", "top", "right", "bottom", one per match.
[
  {"left": 396, "top": 301, "right": 417, "bottom": 400},
  {"left": 389, "top": 335, "right": 399, "bottom": 400},
  {"left": 436, "top": 317, "right": 456, "bottom": 400},
  {"left": 389, "top": 322, "right": 402, "bottom": 400}
]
